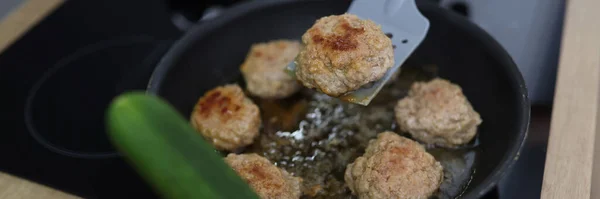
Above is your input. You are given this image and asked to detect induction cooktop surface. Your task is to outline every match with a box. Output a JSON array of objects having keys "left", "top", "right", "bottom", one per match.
[{"left": 0, "top": 0, "right": 179, "bottom": 197}]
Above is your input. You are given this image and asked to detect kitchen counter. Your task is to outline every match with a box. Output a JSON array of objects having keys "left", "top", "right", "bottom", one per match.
[
  {"left": 0, "top": 173, "right": 77, "bottom": 199},
  {"left": 0, "top": 0, "right": 594, "bottom": 198}
]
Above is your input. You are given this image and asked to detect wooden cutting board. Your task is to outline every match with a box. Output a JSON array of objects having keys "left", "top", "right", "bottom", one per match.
[
  {"left": 0, "top": 0, "right": 597, "bottom": 198},
  {"left": 540, "top": 0, "right": 600, "bottom": 198}
]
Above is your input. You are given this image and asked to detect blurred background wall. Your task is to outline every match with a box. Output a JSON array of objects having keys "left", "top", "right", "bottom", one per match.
[
  {"left": 440, "top": 0, "right": 565, "bottom": 105},
  {"left": 0, "top": 0, "right": 23, "bottom": 19}
]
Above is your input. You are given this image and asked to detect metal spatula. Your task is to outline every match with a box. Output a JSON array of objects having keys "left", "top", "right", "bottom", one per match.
[{"left": 287, "top": 0, "right": 429, "bottom": 106}]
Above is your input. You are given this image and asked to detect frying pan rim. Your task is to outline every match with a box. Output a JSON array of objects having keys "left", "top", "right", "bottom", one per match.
[{"left": 147, "top": 0, "right": 531, "bottom": 198}]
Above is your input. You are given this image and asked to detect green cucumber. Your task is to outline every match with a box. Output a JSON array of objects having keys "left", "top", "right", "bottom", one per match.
[{"left": 106, "top": 92, "right": 259, "bottom": 199}]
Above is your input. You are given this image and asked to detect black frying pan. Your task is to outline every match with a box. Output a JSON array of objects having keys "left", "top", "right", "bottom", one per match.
[{"left": 147, "top": 0, "right": 530, "bottom": 198}]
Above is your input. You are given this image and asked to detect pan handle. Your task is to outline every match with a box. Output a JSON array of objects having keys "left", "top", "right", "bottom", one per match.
[
  {"left": 165, "top": 0, "right": 442, "bottom": 31},
  {"left": 165, "top": 0, "right": 242, "bottom": 31}
]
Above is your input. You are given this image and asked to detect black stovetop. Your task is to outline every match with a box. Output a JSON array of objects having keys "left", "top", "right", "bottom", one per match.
[
  {"left": 0, "top": 0, "right": 545, "bottom": 198},
  {"left": 0, "top": 0, "right": 180, "bottom": 198}
]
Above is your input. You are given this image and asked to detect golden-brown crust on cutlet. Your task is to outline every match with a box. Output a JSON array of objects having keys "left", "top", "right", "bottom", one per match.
[
  {"left": 225, "top": 153, "right": 303, "bottom": 199},
  {"left": 295, "top": 14, "right": 394, "bottom": 96},
  {"left": 394, "top": 78, "right": 482, "bottom": 147},
  {"left": 240, "top": 40, "right": 302, "bottom": 99},
  {"left": 345, "top": 132, "right": 443, "bottom": 199},
  {"left": 191, "top": 84, "right": 261, "bottom": 151}
]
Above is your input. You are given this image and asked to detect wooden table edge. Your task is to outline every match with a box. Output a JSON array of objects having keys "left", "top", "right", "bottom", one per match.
[
  {"left": 541, "top": 0, "right": 600, "bottom": 198},
  {"left": 0, "top": 0, "right": 64, "bottom": 54}
]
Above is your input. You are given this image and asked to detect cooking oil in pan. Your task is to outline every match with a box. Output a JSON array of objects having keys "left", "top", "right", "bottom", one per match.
[{"left": 245, "top": 65, "right": 479, "bottom": 199}]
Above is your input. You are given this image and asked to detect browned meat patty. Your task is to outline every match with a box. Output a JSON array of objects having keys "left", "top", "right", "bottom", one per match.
[
  {"left": 295, "top": 13, "right": 394, "bottom": 96},
  {"left": 190, "top": 84, "right": 261, "bottom": 151},
  {"left": 344, "top": 132, "right": 443, "bottom": 199},
  {"left": 394, "top": 78, "right": 482, "bottom": 147},
  {"left": 224, "top": 153, "right": 303, "bottom": 199},
  {"left": 240, "top": 40, "right": 302, "bottom": 99}
]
